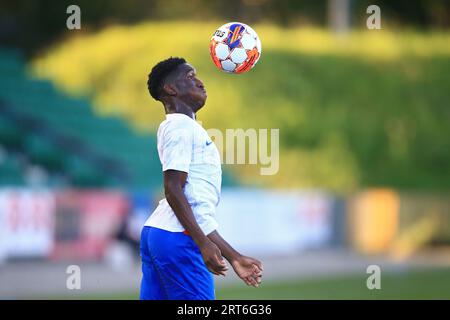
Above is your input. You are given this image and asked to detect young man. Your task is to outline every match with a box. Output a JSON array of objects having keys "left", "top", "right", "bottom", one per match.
[{"left": 140, "top": 57, "right": 263, "bottom": 300}]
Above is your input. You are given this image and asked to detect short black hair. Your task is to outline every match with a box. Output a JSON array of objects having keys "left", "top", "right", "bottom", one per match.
[{"left": 147, "top": 57, "right": 186, "bottom": 101}]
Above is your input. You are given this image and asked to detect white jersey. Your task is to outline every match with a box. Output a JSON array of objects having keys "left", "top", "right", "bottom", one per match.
[{"left": 144, "top": 113, "right": 222, "bottom": 235}]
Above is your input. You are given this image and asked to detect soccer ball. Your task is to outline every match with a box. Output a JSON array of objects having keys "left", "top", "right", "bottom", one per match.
[{"left": 209, "top": 22, "right": 262, "bottom": 74}]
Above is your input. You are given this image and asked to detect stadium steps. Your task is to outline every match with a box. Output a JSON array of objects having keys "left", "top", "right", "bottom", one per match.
[
  {"left": 0, "top": 99, "right": 131, "bottom": 186},
  {"left": 0, "top": 49, "right": 162, "bottom": 188}
]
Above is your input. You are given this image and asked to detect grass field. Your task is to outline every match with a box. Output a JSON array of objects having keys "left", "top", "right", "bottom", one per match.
[{"left": 71, "top": 267, "right": 450, "bottom": 300}]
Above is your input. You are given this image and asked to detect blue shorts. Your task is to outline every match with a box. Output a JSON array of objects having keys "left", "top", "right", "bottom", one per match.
[{"left": 139, "top": 226, "right": 215, "bottom": 300}]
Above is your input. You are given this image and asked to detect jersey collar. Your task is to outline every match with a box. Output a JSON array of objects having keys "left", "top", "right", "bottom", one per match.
[{"left": 166, "top": 113, "right": 196, "bottom": 121}]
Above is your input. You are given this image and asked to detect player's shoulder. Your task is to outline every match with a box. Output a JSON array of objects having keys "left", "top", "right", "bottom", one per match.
[{"left": 158, "top": 114, "right": 196, "bottom": 137}]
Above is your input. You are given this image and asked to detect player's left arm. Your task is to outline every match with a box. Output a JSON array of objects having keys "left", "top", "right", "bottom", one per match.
[{"left": 207, "top": 230, "right": 263, "bottom": 287}]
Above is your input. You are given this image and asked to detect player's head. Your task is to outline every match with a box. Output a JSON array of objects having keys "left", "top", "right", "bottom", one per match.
[{"left": 147, "top": 57, "right": 207, "bottom": 112}]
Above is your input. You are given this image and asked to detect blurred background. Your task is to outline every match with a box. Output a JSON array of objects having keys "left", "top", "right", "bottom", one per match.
[{"left": 0, "top": 0, "right": 449, "bottom": 299}]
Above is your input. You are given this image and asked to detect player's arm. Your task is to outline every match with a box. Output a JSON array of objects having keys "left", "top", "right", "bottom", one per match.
[
  {"left": 163, "top": 169, "right": 228, "bottom": 276},
  {"left": 207, "top": 230, "right": 263, "bottom": 287}
]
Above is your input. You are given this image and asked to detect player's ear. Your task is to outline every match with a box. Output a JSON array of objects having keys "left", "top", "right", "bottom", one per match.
[{"left": 163, "top": 83, "right": 177, "bottom": 97}]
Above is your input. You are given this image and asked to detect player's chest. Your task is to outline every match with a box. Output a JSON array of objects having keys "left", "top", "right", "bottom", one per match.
[{"left": 192, "top": 128, "right": 221, "bottom": 166}]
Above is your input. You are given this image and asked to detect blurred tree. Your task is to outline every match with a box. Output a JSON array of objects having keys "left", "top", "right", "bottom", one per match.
[
  {"left": 0, "top": 0, "right": 448, "bottom": 55},
  {"left": 328, "top": 0, "right": 351, "bottom": 35},
  {"left": 353, "top": 0, "right": 450, "bottom": 29}
]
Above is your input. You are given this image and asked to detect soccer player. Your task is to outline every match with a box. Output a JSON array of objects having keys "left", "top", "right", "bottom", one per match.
[{"left": 140, "top": 57, "right": 263, "bottom": 300}]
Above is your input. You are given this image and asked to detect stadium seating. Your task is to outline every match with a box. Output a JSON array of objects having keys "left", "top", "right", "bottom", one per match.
[
  {"left": 0, "top": 49, "right": 161, "bottom": 189},
  {"left": 0, "top": 150, "right": 25, "bottom": 185}
]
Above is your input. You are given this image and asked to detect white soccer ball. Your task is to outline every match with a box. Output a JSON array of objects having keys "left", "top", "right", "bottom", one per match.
[{"left": 209, "top": 22, "right": 262, "bottom": 74}]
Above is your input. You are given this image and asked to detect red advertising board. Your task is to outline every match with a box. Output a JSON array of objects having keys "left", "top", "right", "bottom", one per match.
[
  {"left": 0, "top": 189, "right": 55, "bottom": 259},
  {"left": 51, "top": 190, "right": 129, "bottom": 261}
]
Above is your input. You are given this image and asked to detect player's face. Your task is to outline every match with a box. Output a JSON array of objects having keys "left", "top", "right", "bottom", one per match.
[{"left": 174, "top": 64, "right": 207, "bottom": 110}]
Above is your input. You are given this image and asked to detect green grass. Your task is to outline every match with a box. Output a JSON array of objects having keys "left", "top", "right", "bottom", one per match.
[
  {"left": 63, "top": 267, "right": 450, "bottom": 300},
  {"left": 217, "top": 268, "right": 450, "bottom": 300}
]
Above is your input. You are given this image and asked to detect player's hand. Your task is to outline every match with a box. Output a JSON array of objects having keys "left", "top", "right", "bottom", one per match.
[
  {"left": 199, "top": 241, "right": 228, "bottom": 276},
  {"left": 231, "top": 255, "right": 263, "bottom": 287}
]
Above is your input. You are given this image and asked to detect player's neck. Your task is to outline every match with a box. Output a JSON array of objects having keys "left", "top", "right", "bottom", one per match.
[{"left": 164, "top": 100, "right": 196, "bottom": 119}]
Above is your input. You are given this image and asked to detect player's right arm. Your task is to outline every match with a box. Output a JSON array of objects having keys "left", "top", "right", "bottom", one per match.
[
  {"left": 207, "top": 230, "right": 263, "bottom": 287},
  {"left": 164, "top": 169, "right": 228, "bottom": 276}
]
